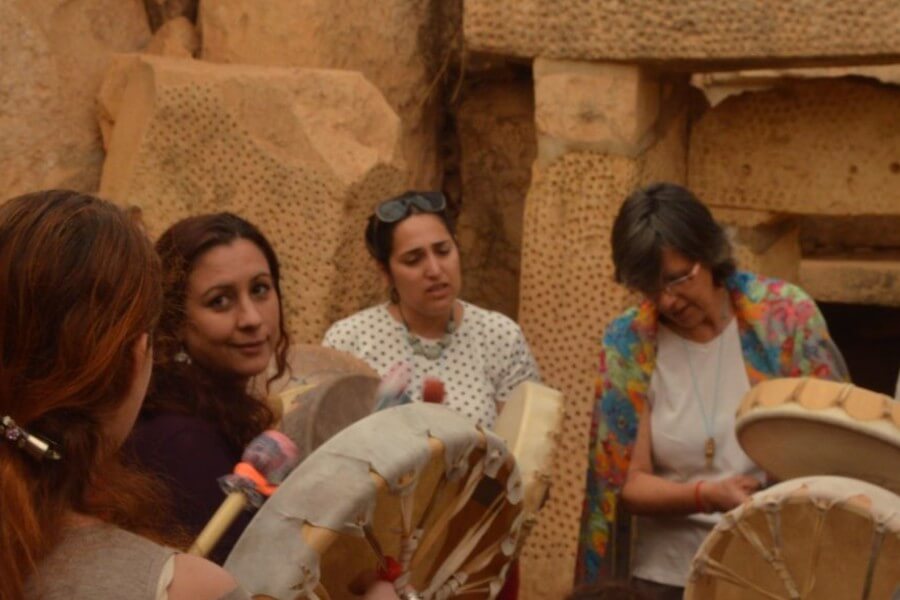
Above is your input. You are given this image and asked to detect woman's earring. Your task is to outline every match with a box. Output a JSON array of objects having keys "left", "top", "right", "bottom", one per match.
[{"left": 174, "top": 345, "right": 192, "bottom": 365}]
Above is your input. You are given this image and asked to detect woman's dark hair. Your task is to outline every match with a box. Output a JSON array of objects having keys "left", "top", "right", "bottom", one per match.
[
  {"left": 144, "top": 213, "right": 289, "bottom": 448},
  {"left": 364, "top": 190, "right": 457, "bottom": 270},
  {"left": 611, "top": 182, "right": 736, "bottom": 293},
  {"left": 0, "top": 190, "right": 170, "bottom": 598}
]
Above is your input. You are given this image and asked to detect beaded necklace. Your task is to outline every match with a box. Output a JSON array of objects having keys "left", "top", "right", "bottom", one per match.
[{"left": 399, "top": 305, "right": 457, "bottom": 361}]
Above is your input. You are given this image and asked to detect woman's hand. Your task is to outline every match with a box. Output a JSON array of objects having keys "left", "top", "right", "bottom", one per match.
[{"left": 701, "top": 475, "right": 761, "bottom": 512}]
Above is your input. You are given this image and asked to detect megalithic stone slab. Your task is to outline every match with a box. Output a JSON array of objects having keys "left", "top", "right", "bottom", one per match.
[
  {"left": 199, "top": 0, "right": 447, "bottom": 188},
  {"left": 98, "top": 55, "right": 406, "bottom": 343}
]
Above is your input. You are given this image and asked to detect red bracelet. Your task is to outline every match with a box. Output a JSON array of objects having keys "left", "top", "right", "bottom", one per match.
[{"left": 694, "top": 480, "right": 707, "bottom": 513}]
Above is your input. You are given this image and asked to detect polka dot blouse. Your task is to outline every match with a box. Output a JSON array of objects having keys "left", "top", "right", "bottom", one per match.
[{"left": 323, "top": 301, "right": 541, "bottom": 428}]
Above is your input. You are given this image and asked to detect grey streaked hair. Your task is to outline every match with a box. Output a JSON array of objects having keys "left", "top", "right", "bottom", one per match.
[{"left": 611, "top": 182, "right": 736, "bottom": 293}]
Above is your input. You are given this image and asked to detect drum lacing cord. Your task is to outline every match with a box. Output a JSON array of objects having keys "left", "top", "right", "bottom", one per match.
[
  {"left": 410, "top": 461, "right": 486, "bottom": 573},
  {"left": 423, "top": 491, "right": 507, "bottom": 598},
  {"left": 788, "top": 378, "right": 812, "bottom": 405},
  {"left": 694, "top": 501, "right": 802, "bottom": 600},
  {"left": 861, "top": 517, "right": 891, "bottom": 600},
  {"left": 396, "top": 491, "right": 422, "bottom": 589},
  {"left": 798, "top": 499, "right": 829, "bottom": 597},
  {"left": 834, "top": 383, "right": 856, "bottom": 408}
]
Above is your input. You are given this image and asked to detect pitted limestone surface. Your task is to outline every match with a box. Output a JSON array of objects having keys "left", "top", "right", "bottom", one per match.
[
  {"left": 689, "top": 79, "right": 900, "bottom": 216},
  {"left": 199, "top": 0, "right": 445, "bottom": 188},
  {"left": 464, "top": 1, "right": 900, "bottom": 63},
  {"left": 518, "top": 152, "right": 641, "bottom": 600},
  {"left": 98, "top": 55, "right": 405, "bottom": 343}
]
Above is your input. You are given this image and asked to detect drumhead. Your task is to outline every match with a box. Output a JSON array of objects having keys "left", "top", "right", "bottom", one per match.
[
  {"left": 687, "top": 476, "right": 900, "bottom": 600},
  {"left": 225, "top": 403, "right": 524, "bottom": 599},
  {"left": 736, "top": 378, "right": 900, "bottom": 494},
  {"left": 280, "top": 373, "right": 380, "bottom": 463}
]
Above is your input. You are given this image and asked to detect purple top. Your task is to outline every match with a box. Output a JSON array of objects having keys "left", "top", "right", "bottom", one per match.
[{"left": 127, "top": 412, "right": 253, "bottom": 565}]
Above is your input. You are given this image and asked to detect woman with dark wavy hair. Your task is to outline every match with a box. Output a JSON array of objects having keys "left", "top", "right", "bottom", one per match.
[
  {"left": 129, "top": 212, "right": 290, "bottom": 565},
  {"left": 0, "top": 190, "right": 244, "bottom": 599}
]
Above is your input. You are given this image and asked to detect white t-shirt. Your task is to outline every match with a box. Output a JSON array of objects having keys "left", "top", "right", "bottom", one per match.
[
  {"left": 322, "top": 301, "right": 540, "bottom": 428},
  {"left": 631, "top": 318, "right": 764, "bottom": 587}
]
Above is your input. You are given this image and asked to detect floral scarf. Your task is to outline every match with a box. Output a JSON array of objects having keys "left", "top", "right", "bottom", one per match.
[{"left": 576, "top": 271, "right": 849, "bottom": 582}]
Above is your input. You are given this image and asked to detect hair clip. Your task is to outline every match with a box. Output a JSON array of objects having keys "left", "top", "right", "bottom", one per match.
[{"left": 1, "top": 415, "right": 62, "bottom": 461}]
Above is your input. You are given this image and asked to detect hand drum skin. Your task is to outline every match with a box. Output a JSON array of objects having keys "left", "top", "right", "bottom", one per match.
[
  {"left": 259, "top": 344, "right": 378, "bottom": 421},
  {"left": 686, "top": 476, "right": 900, "bottom": 600},
  {"left": 279, "top": 373, "right": 380, "bottom": 464},
  {"left": 225, "top": 403, "right": 524, "bottom": 600},
  {"left": 493, "top": 381, "right": 563, "bottom": 517},
  {"left": 736, "top": 378, "right": 900, "bottom": 494}
]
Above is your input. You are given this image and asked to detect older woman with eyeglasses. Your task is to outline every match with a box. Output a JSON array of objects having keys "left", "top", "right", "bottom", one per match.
[
  {"left": 323, "top": 190, "right": 540, "bottom": 429},
  {"left": 576, "top": 183, "right": 849, "bottom": 598}
]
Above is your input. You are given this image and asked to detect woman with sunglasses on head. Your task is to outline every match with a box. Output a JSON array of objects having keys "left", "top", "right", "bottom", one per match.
[
  {"left": 0, "top": 190, "right": 247, "bottom": 599},
  {"left": 576, "top": 183, "right": 848, "bottom": 598},
  {"left": 128, "top": 213, "right": 290, "bottom": 565},
  {"left": 324, "top": 191, "right": 540, "bottom": 430}
]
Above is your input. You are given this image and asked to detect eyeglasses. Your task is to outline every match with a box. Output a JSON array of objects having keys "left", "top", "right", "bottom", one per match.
[
  {"left": 657, "top": 262, "right": 700, "bottom": 296},
  {"left": 375, "top": 192, "right": 447, "bottom": 223}
]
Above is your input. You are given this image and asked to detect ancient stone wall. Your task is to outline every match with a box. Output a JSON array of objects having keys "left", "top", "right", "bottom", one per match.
[
  {"left": 516, "top": 60, "right": 688, "bottom": 600},
  {"left": 98, "top": 55, "right": 406, "bottom": 343},
  {"left": 199, "top": 0, "right": 450, "bottom": 189},
  {"left": 456, "top": 79, "right": 535, "bottom": 318},
  {"left": 689, "top": 79, "right": 900, "bottom": 216},
  {"left": 465, "top": 1, "right": 900, "bottom": 65},
  {"left": 0, "top": 0, "right": 150, "bottom": 201}
]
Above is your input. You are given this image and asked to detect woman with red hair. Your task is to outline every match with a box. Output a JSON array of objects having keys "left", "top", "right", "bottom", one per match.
[{"left": 0, "top": 190, "right": 243, "bottom": 598}]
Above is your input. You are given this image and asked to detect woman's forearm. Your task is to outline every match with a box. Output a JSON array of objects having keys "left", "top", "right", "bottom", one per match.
[{"left": 621, "top": 471, "right": 704, "bottom": 516}]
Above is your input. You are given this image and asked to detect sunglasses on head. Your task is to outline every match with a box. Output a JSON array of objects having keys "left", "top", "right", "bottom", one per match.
[{"left": 374, "top": 192, "right": 447, "bottom": 223}]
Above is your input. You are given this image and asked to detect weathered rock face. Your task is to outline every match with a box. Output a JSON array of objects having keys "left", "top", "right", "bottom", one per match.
[
  {"left": 465, "top": 0, "right": 900, "bottom": 64},
  {"left": 518, "top": 152, "right": 640, "bottom": 600},
  {"left": 145, "top": 16, "right": 199, "bottom": 58},
  {"left": 0, "top": 0, "right": 150, "bottom": 201},
  {"left": 534, "top": 60, "right": 660, "bottom": 162},
  {"left": 98, "top": 55, "right": 406, "bottom": 343},
  {"left": 689, "top": 79, "right": 900, "bottom": 215},
  {"left": 516, "top": 60, "right": 688, "bottom": 600},
  {"left": 199, "top": 0, "right": 447, "bottom": 189},
  {"left": 455, "top": 80, "right": 535, "bottom": 319},
  {"left": 142, "top": 0, "right": 198, "bottom": 31}
]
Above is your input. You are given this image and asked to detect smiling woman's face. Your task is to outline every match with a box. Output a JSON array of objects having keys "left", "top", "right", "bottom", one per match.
[
  {"left": 387, "top": 213, "right": 461, "bottom": 320},
  {"left": 181, "top": 238, "right": 280, "bottom": 380}
]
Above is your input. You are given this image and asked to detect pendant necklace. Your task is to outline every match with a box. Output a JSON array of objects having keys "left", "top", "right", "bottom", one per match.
[{"left": 680, "top": 327, "right": 725, "bottom": 470}]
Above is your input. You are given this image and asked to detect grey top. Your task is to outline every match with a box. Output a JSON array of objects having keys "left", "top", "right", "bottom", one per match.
[
  {"left": 26, "top": 524, "right": 251, "bottom": 600},
  {"left": 26, "top": 524, "right": 174, "bottom": 600}
]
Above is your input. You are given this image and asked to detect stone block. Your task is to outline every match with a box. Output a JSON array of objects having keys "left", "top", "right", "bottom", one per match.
[
  {"left": 0, "top": 0, "right": 150, "bottom": 201},
  {"left": 636, "top": 80, "right": 690, "bottom": 186},
  {"left": 689, "top": 79, "right": 900, "bottom": 215},
  {"left": 98, "top": 55, "right": 406, "bottom": 343},
  {"left": 465, "top": 0, "right": 900, "bottom": 64},
  {"left": 199, "top": 0, "right": 447, "bottom": 188},
  {"left": 517, "top": 152, "right": 640, "bottom": 600},
  {"left": 534, "top": 59, "right": 660, "bottom": 163},
  {"left": 799, "top": 215, "right": 900, "bottom": 255},
  {"left": 727, "top": 219, "right": 802, "bottom": 283},
  {"left": 800, "top": 257, "right": 900, "bottom": 307},
  {"left": 456, "top": 80, "right": 536, "bottom": 319}
]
